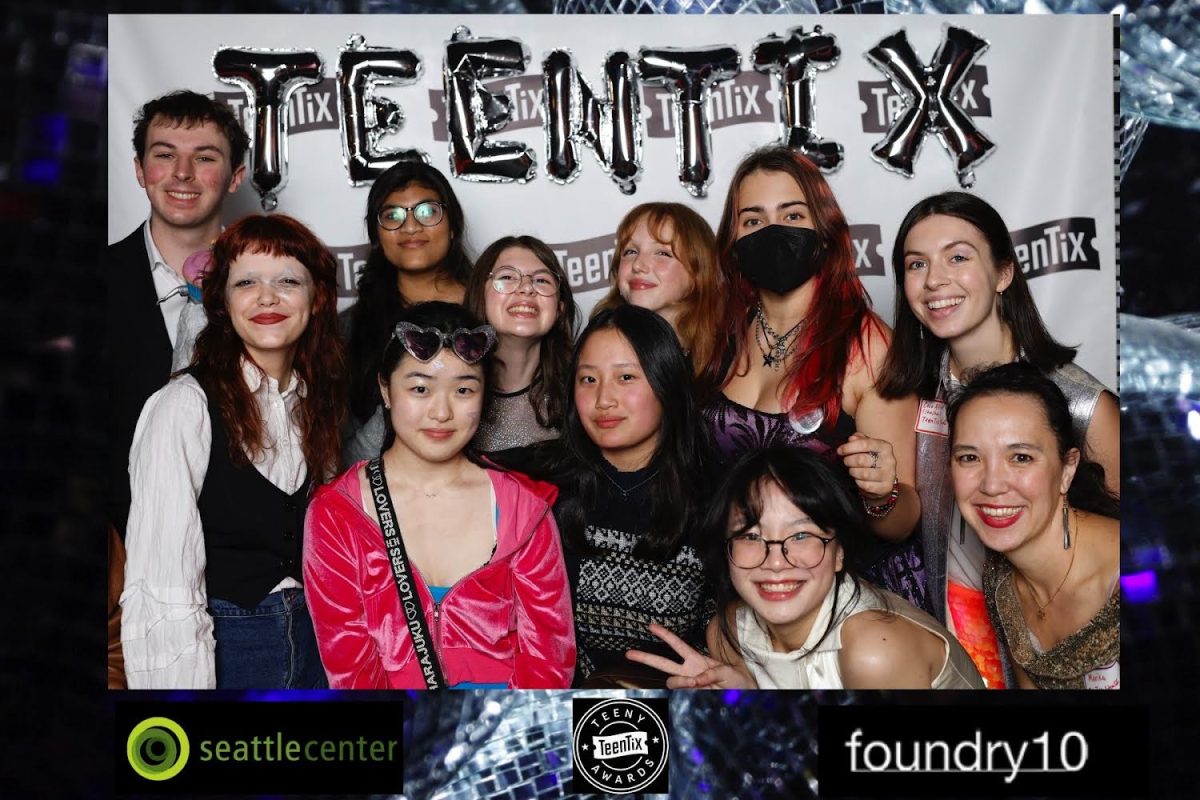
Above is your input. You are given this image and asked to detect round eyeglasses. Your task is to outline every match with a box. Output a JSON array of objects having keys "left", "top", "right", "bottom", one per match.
[
  {"left": 726, "top": 532, "right": 835, "bottom": 570},
  {"left": 377, "top": 201, "right": 446, "bottom": 230},
  {"left": 489, "top": 266, "right": 561, "bottom": 297}
]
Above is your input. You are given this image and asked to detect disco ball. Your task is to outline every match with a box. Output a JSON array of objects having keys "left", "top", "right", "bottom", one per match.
[{"left": 401, "top": 689, "right": 848, "bottom": 798}]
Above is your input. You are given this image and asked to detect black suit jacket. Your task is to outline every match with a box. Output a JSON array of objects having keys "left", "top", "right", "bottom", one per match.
[{"left": 105, "top": 226, "right": 173, "bottom": 534}]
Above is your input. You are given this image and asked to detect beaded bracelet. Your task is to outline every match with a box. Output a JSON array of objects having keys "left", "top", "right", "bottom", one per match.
[{"left": 862, "top": 476, "right": 900, "bottom": 518}]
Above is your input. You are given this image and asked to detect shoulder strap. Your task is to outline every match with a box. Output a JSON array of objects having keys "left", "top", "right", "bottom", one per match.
[{"left": 365, "top": 457, "right": 445, "bottom": 689}]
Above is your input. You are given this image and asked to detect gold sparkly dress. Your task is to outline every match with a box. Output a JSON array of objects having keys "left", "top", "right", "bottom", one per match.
[{"left": 982, "top": 554, "right": 1120, "bottom": 690}]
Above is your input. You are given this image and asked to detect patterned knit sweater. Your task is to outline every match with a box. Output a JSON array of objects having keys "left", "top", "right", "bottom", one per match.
[{"left": 561, "top": 461, "right": 714, "bottom": 685}]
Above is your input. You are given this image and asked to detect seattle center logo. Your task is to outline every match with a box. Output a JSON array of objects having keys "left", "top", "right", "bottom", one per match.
[{"left": 572, "top": 697, "right": 670, "bottom": 795}]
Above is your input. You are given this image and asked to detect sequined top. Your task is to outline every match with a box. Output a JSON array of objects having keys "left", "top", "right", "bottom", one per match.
[
  {"left": 703, "top": 393, "right": 930, "bottom": 614},
  {"left": 735, "top": 577, "right": 984, "bottom": 690},
  {"left": 982, "top": 553, "right": 1121, "bottom": 690},
  {"left": 473, "top": 384, "right": 559, "bottom": 453}
]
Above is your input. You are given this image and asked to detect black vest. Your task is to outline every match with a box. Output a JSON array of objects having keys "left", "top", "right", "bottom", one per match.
[{"left": 195, "top": 376, "right": 313, "bottom": 609}]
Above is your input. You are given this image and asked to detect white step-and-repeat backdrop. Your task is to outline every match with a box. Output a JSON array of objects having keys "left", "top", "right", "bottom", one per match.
[{"left": 109, "top": 13, "right": 1117, "bottom": 388}]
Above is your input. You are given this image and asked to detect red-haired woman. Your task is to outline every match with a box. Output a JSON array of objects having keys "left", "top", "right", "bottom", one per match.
[
  {"left": 121, "top": 214, "right": 346, "bottom": 689},
  {"left": 591, "top": 202, "right": 728, "bottom": 398},
  {"left": 700, "top": 146, "right": 926, "bottom": 612}
]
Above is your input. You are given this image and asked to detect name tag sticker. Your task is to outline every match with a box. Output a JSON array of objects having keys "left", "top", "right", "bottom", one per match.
[{"left": 916, "top": 399, "right": 950, "bottom": 437}]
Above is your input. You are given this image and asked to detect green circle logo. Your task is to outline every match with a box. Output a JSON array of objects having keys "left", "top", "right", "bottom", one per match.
[{"left": 127, "top": 716, "right": 190, "bottom": 781}]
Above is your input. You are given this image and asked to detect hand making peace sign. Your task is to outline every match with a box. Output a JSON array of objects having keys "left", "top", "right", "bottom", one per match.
[{"left": 625, "top": 623, "right": 757, "bottom": 690}]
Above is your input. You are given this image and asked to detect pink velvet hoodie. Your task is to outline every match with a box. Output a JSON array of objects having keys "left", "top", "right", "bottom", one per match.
[{"left": 303, "top": 462, "right": 575, "bottom": 689}]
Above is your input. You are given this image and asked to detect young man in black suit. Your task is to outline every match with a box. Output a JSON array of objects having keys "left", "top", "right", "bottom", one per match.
[{"left": 106, "top": 91, "right": 248, "bottom": 535}]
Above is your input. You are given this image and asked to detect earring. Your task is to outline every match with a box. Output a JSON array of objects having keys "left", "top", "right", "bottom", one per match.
[
  {"left": 1061, "top": 495, "right": 1071, "bottom": 550},
  {"left": 919, "top": 326, "right": 924, "bottom": 342}
]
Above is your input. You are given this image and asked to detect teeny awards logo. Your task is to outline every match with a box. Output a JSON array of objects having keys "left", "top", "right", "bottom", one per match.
[
  {"left": 127, "top": 716, "right": 190, "bottom": 782},
  {"left": 572, "top": 697, "right": 669, "bottom": 795}
]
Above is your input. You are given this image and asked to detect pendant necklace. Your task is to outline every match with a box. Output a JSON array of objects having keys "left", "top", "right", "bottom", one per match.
[
  {"left": 1019, "top": 511, "right": 1079, "bottom": 620},
  {"left": 754, "top": 305, "right": 805, "bottom": 370},
  {"left": 599, "top": 466, "right": 660, "bottom": 498}
]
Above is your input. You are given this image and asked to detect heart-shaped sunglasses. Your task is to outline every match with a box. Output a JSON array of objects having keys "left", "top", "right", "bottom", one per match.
[{"left": 393, "top": 322, "right": 496, "bottom": 365}]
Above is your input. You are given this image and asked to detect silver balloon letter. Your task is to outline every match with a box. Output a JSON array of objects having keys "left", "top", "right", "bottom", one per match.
[
  {"left": 865, "top": 25, "right": 995, "bottom": 189},
  {"left": 638, "top": 46, "right": 740, "bottom": 198},
  {"left": 752, "top": 26, "right": 843, "bottom": 172},
  {"left": 213, "top": 47, "right": 324, "bottom": 210},
  {"left": 443, "top": 26, "right": 536, "bottom": 183},
  {"left": 543, "top": 49, "right": 643, "bottom": 195},
  {"left": 337, "top": 34, "right": 427, "bottom": 186}
]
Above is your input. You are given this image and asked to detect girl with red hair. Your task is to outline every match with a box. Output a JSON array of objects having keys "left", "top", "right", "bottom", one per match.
[
  {"left": 700, "top": 146, "right": 926, "bottom": 612},
  {"left": 121, "top": 214, "right": 346, "bottom": 689}
]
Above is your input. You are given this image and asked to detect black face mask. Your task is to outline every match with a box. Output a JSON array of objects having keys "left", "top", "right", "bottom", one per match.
[{"left": 733, "top": 225, "right": 823, "bottom": 295}]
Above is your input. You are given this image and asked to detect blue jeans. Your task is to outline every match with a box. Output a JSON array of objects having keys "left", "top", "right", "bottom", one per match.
[{"left": 208, "top": 589, "right": 328, "bottom": 689}]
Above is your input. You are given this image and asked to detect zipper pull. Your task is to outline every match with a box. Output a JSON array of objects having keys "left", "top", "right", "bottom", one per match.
[{"left": 433, "top": 602, "right": 440, "bottom": 621}]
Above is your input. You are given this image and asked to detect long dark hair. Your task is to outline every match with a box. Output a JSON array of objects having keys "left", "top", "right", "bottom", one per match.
[
  {"left": 463, "top": 235, "right": 578, "bottom": 430},
  {"left": 878, "top": 191, "right": 1077, "bottom": 400},
  {"left": 192, "top": 214, "right": 345, "bottom": 482},
  {"left": 376, "top": 301, "right": 494, "bottom": 461},
  {"left": 704, "top": 447, "right": 878, "bottom": 664},
  {"left": 346, "top": 160, "right": 473, "bottom": 422},
  {"left": 555, "top": 305, "right": 711, "bottom": 560},
  {"left": 709, "top": 146, "right": 887, "bottom": 426},
  {"left": 946, "top": 362, "right": 1118, "bottom": 518}
]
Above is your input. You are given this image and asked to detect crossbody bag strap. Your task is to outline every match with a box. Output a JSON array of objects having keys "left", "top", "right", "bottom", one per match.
[{"left": 366, "top": 457, "right": 445, "bottom": 689}]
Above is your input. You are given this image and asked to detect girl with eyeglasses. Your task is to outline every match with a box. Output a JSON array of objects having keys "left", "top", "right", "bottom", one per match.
[
  {"left": 463, "top": 236, "right": 578, "bottom": 452},
  {"left": 121, "top": 214, "right": 345, "bottom": 689},
  {"left": 627, "top": 447, "right": 982, "bottom": 690},
  {"left": 304, "top": 301, "right": 575, "bottom": 689},
  {"left": 343, "top": 161, "right": 474, "bottom": 464},
  {"left": 591, "top": 202, "right": 728, "bottom": 399}
]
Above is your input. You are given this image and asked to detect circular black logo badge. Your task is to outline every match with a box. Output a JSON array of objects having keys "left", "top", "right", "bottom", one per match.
[{"left": 572, "top": 697, "right": 669, "bottom": 795}]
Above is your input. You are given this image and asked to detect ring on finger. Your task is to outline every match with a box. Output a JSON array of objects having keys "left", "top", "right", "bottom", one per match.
[{"left": 870, "top": 451, "right": 879, "bottom": 470}]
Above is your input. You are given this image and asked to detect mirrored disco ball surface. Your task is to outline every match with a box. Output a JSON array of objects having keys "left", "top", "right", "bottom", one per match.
[
  {"left": 402, "top": 691, "right": 518, "bottom": 799},
  {"left": 668, "top": 690, "right": 840, "bottom": 798},
  {"left": 1119, "top": 313, "right": 1200, "bottom": 561},
  {"left": 885, "top": 1, "right": 1200, "bottom": 130},
  {"left": 555, "top": 0, "right": 887, "bottom": 14},
  {"left": 402, "top": 689, "right": 842, "bottom": 798}
]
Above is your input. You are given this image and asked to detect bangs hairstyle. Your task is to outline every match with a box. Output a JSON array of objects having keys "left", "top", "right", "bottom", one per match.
[
  {"left": 463, "top": 235, "right": 579, "bottom": 430},
  {"left": 710, "top": 146, "right": 885, "bottom": 426},
  {"left": 877, "top": 191, "right": 1077, "bottom": 400},
  {"left": 946, "top": 362, "right": 1118, "bottom": 518},
  {"left": 132, "top": 89, "right": 249, "bottom": 167},
  {"left": 346, "top": 159, "right": 473, "bottom": 422},
  {"left": 557, "top": 304, "right": 711, "bottom": 560},
  {"left": 703, "top": 447, "right": 877, "bottom": 665},
  {"left": 376, "top": 300, "right": 494, "bottom": 458},
  {"left": 592, "top": 202, "right": 728, "bottom": 399},
  {"left": 192, "top": 214, "right": 346, "bottom": 482}
]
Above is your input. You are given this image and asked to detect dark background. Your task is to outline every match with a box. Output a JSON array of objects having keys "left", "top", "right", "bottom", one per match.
[{"left": 1, "top": 2, "right": 1195, "bottom": 796}]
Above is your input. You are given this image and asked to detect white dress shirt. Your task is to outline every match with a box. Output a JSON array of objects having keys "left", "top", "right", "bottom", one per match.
[
  {"left": 144, "top": 221, "right": 187, "bottom": 349},
  {"left": 120, "top": 359, "right": 307, "bottom": 689}
]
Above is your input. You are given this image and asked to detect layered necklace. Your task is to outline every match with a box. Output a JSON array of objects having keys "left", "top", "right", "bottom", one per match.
[{"left": 754, "top": 305, "right": 806, "bottom": 370}]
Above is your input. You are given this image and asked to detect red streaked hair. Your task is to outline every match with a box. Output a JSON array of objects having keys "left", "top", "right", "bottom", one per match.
[
  {"left": 710, "top": 146, "right": 886, "bottom": 425},
  {"left": 191, "top": 214, "right": 346, "bottom": 481}
]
